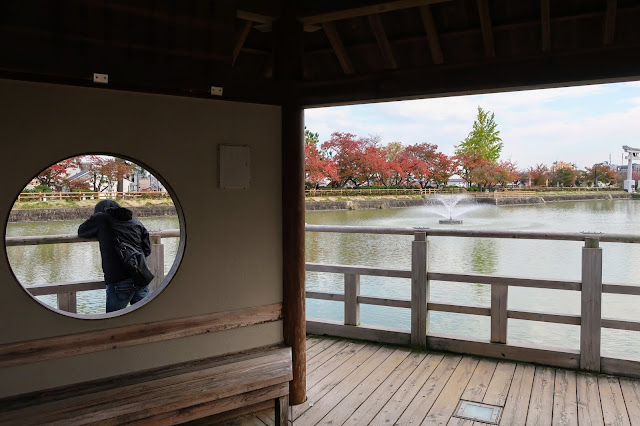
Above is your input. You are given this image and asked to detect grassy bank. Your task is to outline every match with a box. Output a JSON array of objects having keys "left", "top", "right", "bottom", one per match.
[{"left": 13, "top": 198, "right": 174, "bottom": 210}]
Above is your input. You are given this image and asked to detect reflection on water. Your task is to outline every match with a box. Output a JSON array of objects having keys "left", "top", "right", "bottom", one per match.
[
  {"left": 306, "top": 199, "right": 640, "bottom": 358},
  {"left": 5, "top": 217, "right": 179, "bottom": 314}
]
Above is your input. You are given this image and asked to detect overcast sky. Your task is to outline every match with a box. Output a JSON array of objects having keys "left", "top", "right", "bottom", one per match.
[{"left": 305, "top": 80, "right": 640, "bottom": 170}]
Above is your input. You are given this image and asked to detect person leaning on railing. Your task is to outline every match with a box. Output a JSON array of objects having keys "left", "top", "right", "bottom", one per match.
[{"left": 78, "top": 200, "right": 152, "bottom": 313}]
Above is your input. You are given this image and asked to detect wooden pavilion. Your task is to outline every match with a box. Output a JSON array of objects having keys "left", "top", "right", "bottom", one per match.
[{"left": 0, "top": 0, "right": 639, "bottom": 424}]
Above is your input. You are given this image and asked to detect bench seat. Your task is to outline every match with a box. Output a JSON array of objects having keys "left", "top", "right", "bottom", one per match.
[{"left": 0, "top": 345, "right": 292, "bottom": 425}]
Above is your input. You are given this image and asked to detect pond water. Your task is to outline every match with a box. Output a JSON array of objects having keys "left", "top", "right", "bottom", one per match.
[
  {"left": 305, "top": 199, "right": 640, "bottom": 359},
  {"left": 5, "top": 217, "right": 179, "bottom": 314}
]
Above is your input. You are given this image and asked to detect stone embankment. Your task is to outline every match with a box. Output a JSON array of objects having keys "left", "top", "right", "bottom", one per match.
[
  {"left": 8, "top": 206, "right": 177, "bottom": 223},
  {"left": 306, "top": 193, "right": 631, "bottom": 211}
]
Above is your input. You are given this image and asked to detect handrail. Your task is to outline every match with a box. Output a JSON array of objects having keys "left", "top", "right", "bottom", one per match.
[
  {"left": 304, "top": 224, "right": 640, "bottom": 243},
  {"left": 304, "top": 225, "right": 640, "bottom": 378},
  {"left": 5, "top": 229, "right": 180, "bottom": 247},
  {"left": 17, "top": 191, "right": 170, "bottom": 202},
  {"left": 6, "top": 229, "right": 181, "bottom": 313}
]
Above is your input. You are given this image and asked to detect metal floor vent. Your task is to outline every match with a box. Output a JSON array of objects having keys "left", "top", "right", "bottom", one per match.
[{"left": 454, "top": 400, "right": 502, "bottom": 424}]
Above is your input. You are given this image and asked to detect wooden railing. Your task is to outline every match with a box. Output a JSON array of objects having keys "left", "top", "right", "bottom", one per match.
[
  {"left": 473, "top": 190, "right": 532, "bottom": 198},
  {"left": 304, "top": 225, "right": 640, "bottom": 378},
  {"left": 5, "top": 229, "right": 180, "bottom": 313},
  {"left": 17, "top": 191, "right": 170, "bottom": 202},
  {"left": 305, "top": 188, "right": 464, "bottom": 197}
]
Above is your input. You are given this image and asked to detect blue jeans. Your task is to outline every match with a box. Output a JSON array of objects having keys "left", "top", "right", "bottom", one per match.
[{"left": 106, "top": 278, "right": 149, "bottom": 313}]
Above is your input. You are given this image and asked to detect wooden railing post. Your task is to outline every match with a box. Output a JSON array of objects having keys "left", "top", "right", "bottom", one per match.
[
  {"left": 57, "top": 292, "right": 77, "bottom": 313},
  {"left": 581, "top": 237, "right": 602, "bottom": 372},
  {"left": 411, "top": 231, "right": 428, "bottom": 348},
  {"left": 147, "top": 235, "right": 165, "bottom": 293},
  {"left": 344, "top": 273, "right": 361, "bottom": 326},
  {"left": 491, "top": 284, "right": 508, "bottom": 343}
]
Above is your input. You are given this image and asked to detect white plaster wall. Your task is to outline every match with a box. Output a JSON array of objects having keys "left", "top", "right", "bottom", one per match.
[{"left": 0, "top": 79, "right": 283, "bottom": 397}]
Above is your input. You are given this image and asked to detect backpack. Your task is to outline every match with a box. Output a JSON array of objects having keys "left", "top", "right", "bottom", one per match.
[{"left": 114, "top": 236, "right": 155, "bottom": 288}]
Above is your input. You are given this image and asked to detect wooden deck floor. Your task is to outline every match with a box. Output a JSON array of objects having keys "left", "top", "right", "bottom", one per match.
[{"left": 217, "top": 336, "right": 640, "bottom": 426}]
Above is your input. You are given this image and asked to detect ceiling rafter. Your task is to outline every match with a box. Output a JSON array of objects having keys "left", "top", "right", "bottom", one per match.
[
  {"left": 232, "top": 21, "right": 253, "bottom": 66},
  {"left": 541, "top": 0, "right": 551, "bottom": 53},
  {"left": 368, "top": 14, "right": 397, "bottom": 69},
  {"left": 299, "top": 0, "right": 452, "bottom": 25},
  {"left": 476, "top": 0, "right": 496, "bottom": 58},
  {"left": 419, "top": 5, "right": 444, "bottom": 65},
  {"left": 604, "top": 0, "right": 617, "bottom": 45},
  {"left": 322, "top": 22, "right": 355, "bottom": 74}
]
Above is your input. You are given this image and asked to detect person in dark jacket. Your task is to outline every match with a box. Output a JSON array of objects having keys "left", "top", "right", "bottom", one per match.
[{"left": 78, "top": 200, "right": 152, "bottom": 312}]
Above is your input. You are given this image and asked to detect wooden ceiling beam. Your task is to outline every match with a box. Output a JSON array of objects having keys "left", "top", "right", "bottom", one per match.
[
  {"left": 232, "top": 21, "right": 253, "bottom": 66},
  {"left": 322, "top": 22, "right": 355, "bottom": 74},
  {"left": 604, "top": 0, "right": 617, "bottom": 45},
  {"left": 368, "top": 14, "right": 397, "bottom": 69},
  {"left": 541, "top": 0, "right": 551, "bottom": 53},
  {"left": 476, "top": 0, "right": 496, "bottom": 58},
  {"left": 419, "top": 5, "right": 444, "bottom": 64},
  {"left": 300, "top": 0, "right": 452, "bottom": 25}
]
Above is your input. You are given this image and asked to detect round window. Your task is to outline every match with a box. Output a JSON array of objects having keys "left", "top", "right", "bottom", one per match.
[{"left": 5, "top": 154, "right": 184, "bottom": 318}]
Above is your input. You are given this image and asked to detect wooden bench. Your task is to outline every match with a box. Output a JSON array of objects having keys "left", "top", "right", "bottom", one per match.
[{"left": 0, "top": 346, "right": 292, "bottom": 425}]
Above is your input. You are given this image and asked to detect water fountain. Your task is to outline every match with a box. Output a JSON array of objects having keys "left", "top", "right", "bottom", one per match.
[{"left": 425, "top": 193, "right": 479, "bottom": 224}]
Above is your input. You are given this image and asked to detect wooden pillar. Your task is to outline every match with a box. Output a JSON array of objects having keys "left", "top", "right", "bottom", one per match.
[
  {"left": 57, "top": 292, "right": 77, "bottom": 313},
  {"left": 491, "top": 284, "right": 508, "bottom": 343},
  {"left": 411, "top": 231, "right": 428, "bottom": 348},
  {"left": 275, "top": 10, "right": 306, "bottom": 406},
  {"left": 344, "top": 274, "right": 361, "bottom": 326},
  {"left": 580, "top": 237, "right": 602, "bottom": 372}
]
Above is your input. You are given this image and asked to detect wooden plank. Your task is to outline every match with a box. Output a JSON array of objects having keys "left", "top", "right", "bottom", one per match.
[
  {"left": 508, "top": 309, "right": 581, "bottom": 325},
  {"left": 368, "top": 14, "right": 397, "bottom": 69},
  {"left": 307, "top": 319, "right": 411, "bottom": 346},
  {"left": 255, "top": 408, "right": 275, "bottom": 425},
  {"left": 306, "top": 336, "right": 322, "bottom": 351},
  {"left": 395, "top": 355, "right": 462, "bottom": 425},
  {"left": 427, "top": 333, "right": 580, "bottom": 369},
  {"left": 359, "top": 295, "right": 411, "bottom": 308},
  {"left": 57, "top": 292, "right": 77, "bottom": 313},
  {"left": 306, "top": 339, "right": 350, "bottom": 373},
  {"left": 187, "top": 401, "right": 273, "bottom": 425},
  {"left": 306, "top": 341, "right": 369, "bottom": 389},
  {"left": 344, "top": 273, "right": 361, "bottom": 326},
  {"left": 476, "top": 0, "right": 495, "bottom": 58},
  {"left": 541, "top": 0, "right": 551, "bottom": 53},
  {"left": 5, "top": 229, "right": 179, "bottom": 246},
  {"left": 147, "top": 240, "right": 164, "bottom": 292},
  {"left": 428, "top": 272, "right": 581, "bottom": 291},
  {"left": 577, "top": 372, "right": 605, "bottom": 426},
  {"left": 500, "top": 364, "right": 536, "bottom": 426},
  {"left": 526, "top": 367, "right": 556, "bottom": 425},
  {"left": 483, "top": 361, "right": 516, "bottom": 406},
  {"left": 306, "top": 337, "right": 341, "bottom": 361},
  {"left": 412, "top": 233, "right": 428, "bottom": 347},
  {"left": 461, "top": 359, "right": 498, "bottom": 402},
  {"left": 275, "top": 394, "right": 288, "bottom": 426},
  {"left": 620, "top": 378, "right": 640, "bottom": 426},
  {"left": 581, "top": 242, "right": 603, "bottom": 372},
  {"left": 295, "top": 346, "right": 395, "bottom": 424},
  {"left": 306, "top": 291, "right": 344, "bottom": 302},
  {"left": 370, "top": 353, "right": 445, "bottom": 424},
  {"left": 322, "top": 22, "right": 354, "bottom": 74},
  {"left": 233, "top": 20, "right": 252, "bottom": 65},
  {"left": 491, "top": 284, "right": 508, "bottom": 343},
  {"left": 293, "top": 344, "right": 380, "bottom": 419},
  {"left": 599, "top": 375, "right": 631, "bottom": 426},
  {"left": 419, "top": 5, "right": 444, "bottom": 64},
  {"left": 604, "top": 0, "right": 617, "bottom": 45},
  {"left": 0, "top": 303, "right": 283, "bottom": 368},
  {"left": 602, "top": 285, "right": 640, "bottom": 296},
  {"left": 553, "top": 369, "right": 578, "bottom": 426},
  {"left": 429, "top": 302, "right": 491, "bottom": 316},
  {"left": 306, "top": 262, "right": 411, "bottom": 278},
  {"left": 602, "top": 318, "right": 640, "bottom": 332},
  {"left": 421, "top": 357, "right": 480, "bottom": 425},
  {"left": 299, "top": 0, "right": 452, "bottom": 25},
  {"left": 26, "top": 280, "right": 105, "bottom": 296},
  {"left": 343, "top": 351, "right": 426, "bottom": 425},
  {"left": 321, "top": 348, "right": 411, "bottom": 424}
]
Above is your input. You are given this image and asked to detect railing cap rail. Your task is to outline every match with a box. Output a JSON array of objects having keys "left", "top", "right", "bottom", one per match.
[
  {"left": 304, "top": 224, "right": 640, "bottom": 243},
  {"left": 5, "top": 229, "right": 180, "bottom": 246}
]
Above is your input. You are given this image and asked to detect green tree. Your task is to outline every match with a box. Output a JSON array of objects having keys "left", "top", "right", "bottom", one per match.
[{"left": 455, "top": 106, "right": 503, "bottom": 162}]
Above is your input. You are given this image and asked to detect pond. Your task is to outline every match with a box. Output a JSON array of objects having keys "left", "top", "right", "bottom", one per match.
[{"left": 305, "top": 199, "right": 640, "bottom": 359}]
